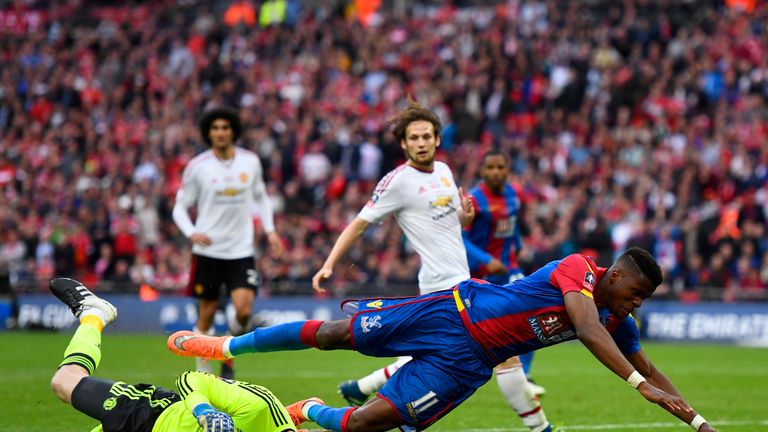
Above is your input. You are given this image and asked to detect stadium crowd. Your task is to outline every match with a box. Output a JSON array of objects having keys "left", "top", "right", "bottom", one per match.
[{"left": 0, "top": 0, "right": 766, "bottom": 301}]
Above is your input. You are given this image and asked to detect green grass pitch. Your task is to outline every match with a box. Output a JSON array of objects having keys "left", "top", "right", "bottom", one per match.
[{"left": 2, "top": 331, "right": 767, "bottom": 431}]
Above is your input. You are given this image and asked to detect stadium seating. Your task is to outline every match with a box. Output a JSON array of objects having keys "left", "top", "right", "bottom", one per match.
[{"left": 0, "top": 0, "right": 765, "bottom": 301}]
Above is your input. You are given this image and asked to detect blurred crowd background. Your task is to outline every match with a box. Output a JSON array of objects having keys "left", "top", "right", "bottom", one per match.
[{"left": 0, "top": 0, "right": 766, "bottom": 301}]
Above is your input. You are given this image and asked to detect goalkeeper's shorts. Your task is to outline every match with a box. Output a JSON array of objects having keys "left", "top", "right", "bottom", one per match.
[{"left": 72, "top": 377, "right": 181, "bottom": 432}]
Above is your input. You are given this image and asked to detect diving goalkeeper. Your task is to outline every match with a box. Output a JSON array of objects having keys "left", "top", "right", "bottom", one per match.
[{"left": 48, "top": 278, "right": 302, "bottom": 432}]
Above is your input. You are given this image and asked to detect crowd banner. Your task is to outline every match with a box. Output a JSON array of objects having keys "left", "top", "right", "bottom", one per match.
[
  {"left": 5, "top": 296, "right": 768, "bottom": 346},
  {"left": 8, "top": 294, "right": 346, "bottom": 333}
]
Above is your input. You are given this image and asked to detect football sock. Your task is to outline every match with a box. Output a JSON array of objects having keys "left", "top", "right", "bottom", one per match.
[
  {"left": 194, "top": 326, "right": 216, "bottom": 373},
  {"left": 80, "top": 315, "right": 104, "bottom": 332},
  {"left": 357, "top": 356, "right": 411, "bottom": 395},
  {"left": 59, "top": 323, "right": 102, "bottom": 375},
  {"left": 496, "top": 365, "right": 549, "bottom": 431},
  {"left": 306, "top": 403, "right": 355, "bottom": 431},
  {"left": 80, "top": 309, "right": 107, "bottom": 331},
  {"left": 520, "top": 351, "right": 534, "bottom": 376},
  {"left": 226, "top": 320, "right": 323, "bottom": 356}
]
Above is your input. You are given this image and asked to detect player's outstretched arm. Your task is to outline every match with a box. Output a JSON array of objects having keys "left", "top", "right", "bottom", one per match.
[
  {"left": 564, "top": 292, "right": 692, "bottom": 413},
  {"left": 626, "top": 349, "right": 717, "bottom": 431},
  {"left": 312, "top": 217, "right": 370, "bottom": 293}
]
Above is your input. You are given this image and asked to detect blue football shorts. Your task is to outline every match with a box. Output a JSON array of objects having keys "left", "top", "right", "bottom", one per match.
[{"left": 347, "top": 291, "right": 493, "bottom": 430}]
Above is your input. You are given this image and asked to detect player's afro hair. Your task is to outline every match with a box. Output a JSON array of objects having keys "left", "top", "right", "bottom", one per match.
[
  {"left": 620, "top": 247, "right": 663, "bottom": 287},
  {"left": 481, "top": 148, "right": 511, "bottom": 164},
  {"left": 388, "top": 95, "right": 442, "bottom": 144},
  {"left": 198, "top": 106, "right": 242, "bottom": 146}
]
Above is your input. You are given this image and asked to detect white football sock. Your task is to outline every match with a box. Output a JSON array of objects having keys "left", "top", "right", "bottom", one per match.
[
  {"left": 357, "top": 356, "right": 411, "bottom": 395},
  {"left": 496, "top": 365, "right": 549, "bottom": 431},
  {"left": 222, "top": 337, "right": 235, "bottom": 358},
  {"left": 302, "top": 400, "right": 322, "bottom": 419}
]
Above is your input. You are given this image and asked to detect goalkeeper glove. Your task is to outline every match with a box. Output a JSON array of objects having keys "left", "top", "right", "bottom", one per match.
[{"left": 193, "top": 403, "right": 235, "bottom": 432}]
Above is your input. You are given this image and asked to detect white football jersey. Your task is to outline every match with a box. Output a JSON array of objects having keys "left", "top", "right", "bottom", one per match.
[
  {"left": 359, "top": 161, "right": 470, "bottom": 293},
  {"left": 173, "top": 148, "right": 275, "bottom": 260}
]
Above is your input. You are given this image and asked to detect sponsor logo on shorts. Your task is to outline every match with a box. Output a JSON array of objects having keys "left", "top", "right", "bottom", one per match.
[
  {"left": 528, "top": 312, "right": 575, "bottom": 345},
  {"left": 103, "top": 397, "right": 117, "bottom": 411},
  {"left": 360, "top": 315, "right": 382, "bottom": 333}
]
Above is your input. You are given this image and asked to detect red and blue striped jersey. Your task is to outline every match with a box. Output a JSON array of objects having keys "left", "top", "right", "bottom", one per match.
[
  {"left": 463, "top": 182, "right": 523, "bottom": 284},
  {"left": 453, "top": 254, "right": 641, "bottom": 365}
]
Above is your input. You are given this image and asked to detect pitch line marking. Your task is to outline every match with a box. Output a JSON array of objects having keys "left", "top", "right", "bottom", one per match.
[{"left": 444, "top": 419, "right": 768, "bottom": 431}]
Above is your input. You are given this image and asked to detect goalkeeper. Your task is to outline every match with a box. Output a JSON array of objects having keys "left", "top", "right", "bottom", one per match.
[{"left": 48, "top": 278, "right": 299, "bottom": 432}]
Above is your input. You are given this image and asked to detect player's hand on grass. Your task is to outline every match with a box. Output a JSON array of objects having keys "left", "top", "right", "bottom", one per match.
[
  {"left": 637, "top": 382, "right": 691, "bottom": 412},
  {"left": 698, "top": 424, "right": 717, "bottom": 432},
  {"left": 196, "top": 407, "right": 235, "bottom": 432},
  {"left": 312, "top": 267, "right": 332, "bottom": 294},
  {"left": 190, "top": 233, "right": 213, "bottom": 246},
  {"left": 266, "top": 232, "right": 285, "bottom": 258}
]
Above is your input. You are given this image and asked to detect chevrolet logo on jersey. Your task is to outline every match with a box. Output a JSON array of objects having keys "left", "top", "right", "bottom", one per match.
[
  {"left": 216, "top": 187, "right": 245, "bottom": 197},
  {"left": 366, "top": 300, "right": 383, "bottom": 309},
  {"left": 430, "top": 195, "right": 453, "bottom": 208}
]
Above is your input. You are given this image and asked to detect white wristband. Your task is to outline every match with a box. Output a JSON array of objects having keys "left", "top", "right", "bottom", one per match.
[
  {"left": 690, "top": 414, "right": 706, "bottom": 431},
  {"left": 626, "top": 370, "right": 646, "bottom": 388}
]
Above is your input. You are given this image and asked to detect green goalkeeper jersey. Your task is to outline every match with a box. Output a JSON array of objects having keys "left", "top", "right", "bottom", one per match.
[
  {"left": 155, "top": 371, "right": 296, "bottom": 432},
  {"left": 89, "top": 371, "right": 296, "bottom": 432}
]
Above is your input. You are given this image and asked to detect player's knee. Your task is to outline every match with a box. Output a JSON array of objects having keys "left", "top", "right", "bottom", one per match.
[
  {"left": 50, "top": 376, "right": 64, "bottom": 401},
  {"left": 50, "top": 372, "right": 74, "bottom": 403},
  {"left": 346, "top": 410, "right": 374, "bottom": 431},
  {"left": 495, "top": 356, "right": 522, "bottom": 372},
  {"left": 346, "top": 406, "right": 401, "bottom": 432},
  {"left": 315, "top": 319, "right": 352, "bottom": 350}
]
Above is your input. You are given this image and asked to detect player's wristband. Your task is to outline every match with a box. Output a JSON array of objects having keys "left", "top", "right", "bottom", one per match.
[
  {"left": 626, "top": 371, "right": 646, "bottom": 389},
  {"left": 192, "top": 403, "right": 215, "bottom": 418},
  {"left": 690, "top": 414, "right": 706, "bottom": 431}
]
